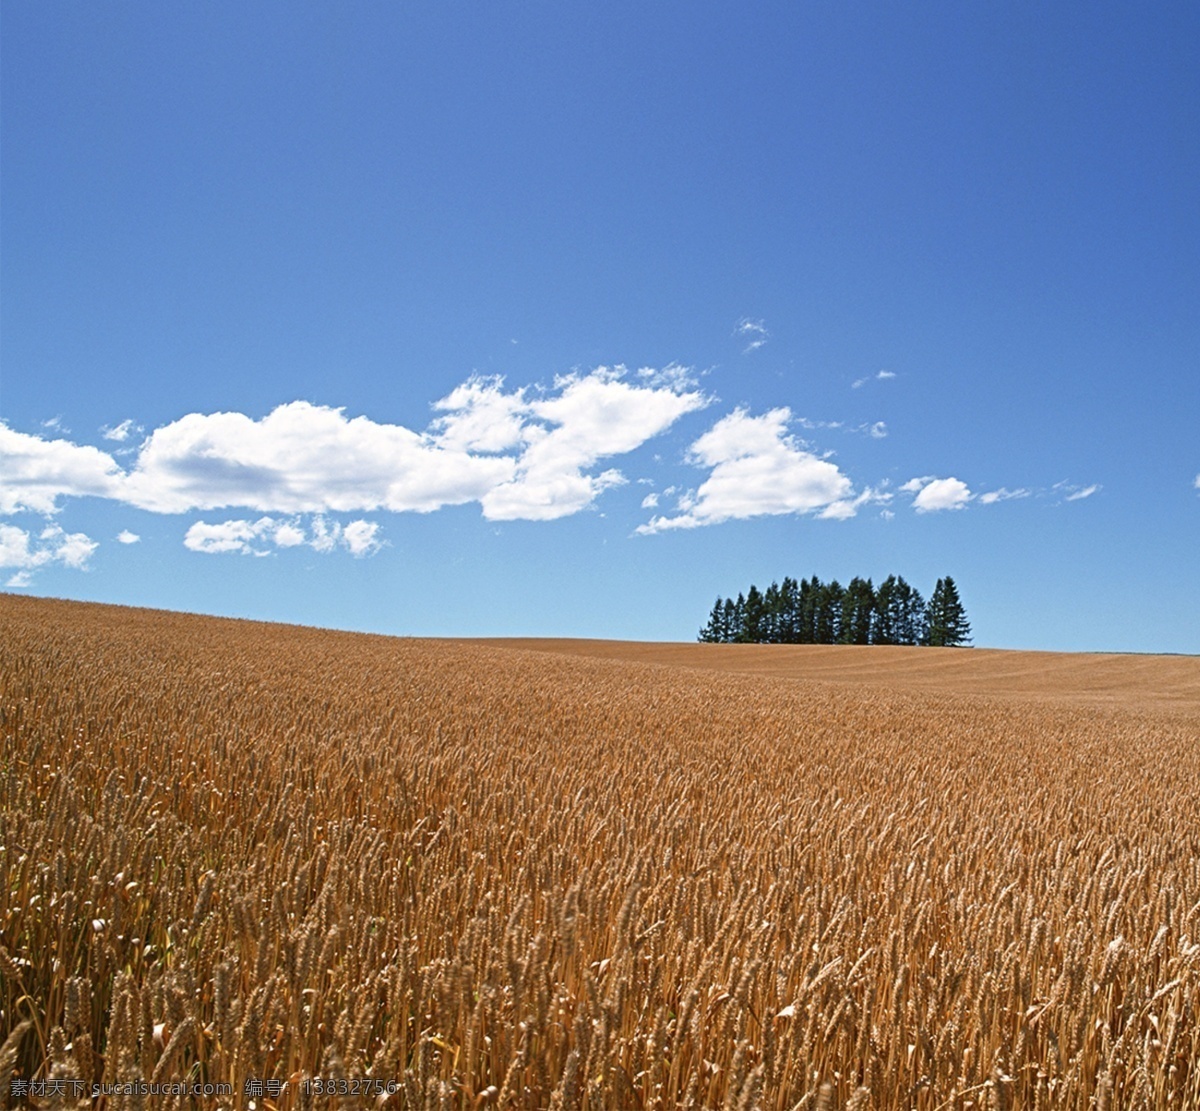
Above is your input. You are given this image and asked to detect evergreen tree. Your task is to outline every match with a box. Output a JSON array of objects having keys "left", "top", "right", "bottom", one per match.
[
  {"left": 840, "top": 577, "right": 875, "bottom": 644},
  {"left": 741, "top": 584, "right": 766, "bottom": 642},
  {"left": 731, "top": 592, "right": 748, "bottom": 642},
  {"left": 872, "top": 574, "right": 898, "bottom": 644},
  {"left": 722, "top": 598, "right": 738, "bottom": 642},
  {"left": 763, "top": 581, "right": 782, "bottom": 643},
  {"left": 778, "top": 577, "right": 800, "bottom": 643},
  {"left": 925, "top": 576, "right": 972, "bottom": 647},
  {"left": 887, "top": 576, "right": 926, "bottom": 646},
  {"left": 699, "top": 572, "right": 969, "bottom": 647},
  {"left": 814, "top": 580, "right": 844, "bottom": 644},
  {"left": 798, "top": 577, "right": 819, "bottom": 644},
  {"left": 698, "top": 597, "right": 726, "bottom": 642}
]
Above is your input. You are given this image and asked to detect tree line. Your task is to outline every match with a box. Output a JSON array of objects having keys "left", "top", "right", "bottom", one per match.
[{"left": 698, "top": 574, "right": 971, "bottom": 646}]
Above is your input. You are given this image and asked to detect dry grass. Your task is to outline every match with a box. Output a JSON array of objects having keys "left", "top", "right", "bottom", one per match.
[{"left": 2, "top": 594, "right": 1199, "bottom": 1109}]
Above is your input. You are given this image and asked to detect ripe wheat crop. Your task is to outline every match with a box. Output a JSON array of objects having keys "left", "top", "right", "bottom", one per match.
[{"left": 2, "top": 594, "right": 1199, "bottom": 1108}]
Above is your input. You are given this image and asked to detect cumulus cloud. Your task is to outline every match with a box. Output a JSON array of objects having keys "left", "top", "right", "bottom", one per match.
[
  {"left": 429, "top": 376, "right": 528, "bottom": 453},
  {"left": 637, "top": 408, "right": 856, "bottom": 532},
  {"left": 868, "top": 421, "right": 887, "bottom": 439},
  {"left": 478, "top": 369, "right": 707, "bottom": 520},
  {"left": 1, "top": 522, "right": 99, "bottom": 585},
  {"left": 183, "top": 515, "right": 383, "bottom": 557},
  {"left": 0, "top": 423, "right": 124, "bottom": 514},
  {"left": 116, "top": 530, "right": 141, "bottom": 544},
  {"left": 342, "top": 519, "right": 382, "bottom": 556},
  {"left": 122, "top": 401, "right": 514, "bottom": 515},
  {"left": 735, "top": 318, "right": 769, "bottom": 353},
  {"left": 4, "top": 368, "right": 706, "bottom": 531},
  {"left": 902, "top": 476, "right": 973, "bottom": 513}
]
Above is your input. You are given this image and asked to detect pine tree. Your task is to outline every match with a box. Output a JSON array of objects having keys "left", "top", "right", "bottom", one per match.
[
  {"left": 741, "top": 584, "right": 766, "bottom": 642},
  {"left": 798, "top": 577, "right": 818, "bottom": 644},
  {"left": 891, "top": 577, "right": 926, "bottom": 646},
  {"left": 840, "top": 577, "right": 875, "bottom": 645},
  {"left": 722, "top": 598, "right": 737, "bottom": 642},
  {"left": 763, "top": 581, "right": 782, "bottom": 643},
  {"left": 925, "top": 576, "right": 972, "bottom": 647},
  {"left": 872, "top": 574, "right": 898, "bottom": 644},
  {"left": 698, "top": 597, "right": 726, "bottom": 642},
  {"left": 778, "top": 577, "right": 800, "bottom": 643},
  {"left": 731, "top": 592, "right": 748, "bottom": 642},
  {"left": 815, "top": 580, "right": 844, "bottom": 644}
]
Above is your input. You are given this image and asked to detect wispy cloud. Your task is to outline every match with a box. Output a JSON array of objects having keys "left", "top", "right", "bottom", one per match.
[
  {"left": 852, "top": 370, "right": 896, "bottom": 389},
  {"left": 903, "top": 478, "right": 1097, "bottom": 512},
  {"left": 734, "top": 318, "right": 769, "bottom": 354},
  {"left": 1, "top": 522, "right": 98, "bottom": 585},
  {"left": 637, "top": 407, "right": 858, "bottom": 532},
  {"left": 1052, "top": 481, "right": 1101, "bottom": 503},
  {"left": 978, "top": 487, "right": 1030, "bottom": 505},
  {"left": 183, "top": 515, "right": 383, "bottom": 557},
  {"left": 101, "top": 419, "right": 142, "bottom": 443},
  {"left": 1195, "top": 473, "right": 1200, "bottom": 491}
]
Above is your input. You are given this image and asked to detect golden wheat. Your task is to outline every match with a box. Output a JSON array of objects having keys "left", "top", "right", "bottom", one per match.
[{"left": 2, "top": 594, "right": 1198, "bottom": 1108}]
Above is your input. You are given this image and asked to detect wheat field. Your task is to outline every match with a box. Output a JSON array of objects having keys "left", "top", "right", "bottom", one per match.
[{"left": 2, "top": 594, "right": 1199, "bottom": 1109}]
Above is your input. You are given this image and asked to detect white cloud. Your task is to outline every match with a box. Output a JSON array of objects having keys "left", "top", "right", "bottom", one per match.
[
  {"left": 0, "top": 522, "right": 99, "bottom": 583},
  {"left": 735, "top": 318, "right": 769, "bottom": 353},
  {"left": 978, "top": 487, "right": 1030, "bottom": 505},
  {"left": 868, "top": 421, "right": 887, "bottom": 439},
  {"left": 904, "top": 476, "right": 972, "bottom": 513},
  {"left": 272, "top": 521, "right": 307, "bottom": 548},
  {"left": 123, "top": 401, "right": 514, "bottom": 515},
  {"left": 852, "top": 370, "right": 896, "bottom": 389},
  {"left": 101, "top": 419, "right": 142, "bottom": 443},
  {"left": 637, "top": 408, "right": 855, "bottom": 532},
  {"left": 429, "top": 375, "right": 528, "bottom": 453},
  {"left": 1051, "top": 480, "right": 1101, "bottom": 503},
  {"left": 479, "top": 368, "right": 707, "bottom": 521},
  {"left": 183, "top": 515, "right": 383, "bottom": 557},
  {"left": 0, "top": 423, "right": 124, "bottom": 514},
  {"left": 342, "top": 519, "right": 383, "bottom": 557},
  {"left": 116, "top": 530, "right": 141, "bottom": 544},
  {"left": 0, "top": 367, "right": 704, "bottom": 525},
  {"left": 183, "top": 518, "right": 275, "bottom": 555},
  {"left": 640, "top": 492, "right": 659, "bottom": 509},
  {"left": 1195, "top": 473, "right": 1200, "bottom": 490}
]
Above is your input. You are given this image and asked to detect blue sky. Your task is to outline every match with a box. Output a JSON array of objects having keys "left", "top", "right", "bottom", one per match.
[{"left": 2, "top": 2, "right": 1197, "bottom": 652}]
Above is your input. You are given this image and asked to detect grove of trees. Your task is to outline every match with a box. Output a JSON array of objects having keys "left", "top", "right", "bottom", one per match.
[{"left": 698, "top": 574, "right": 972, "bottom": 647}]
